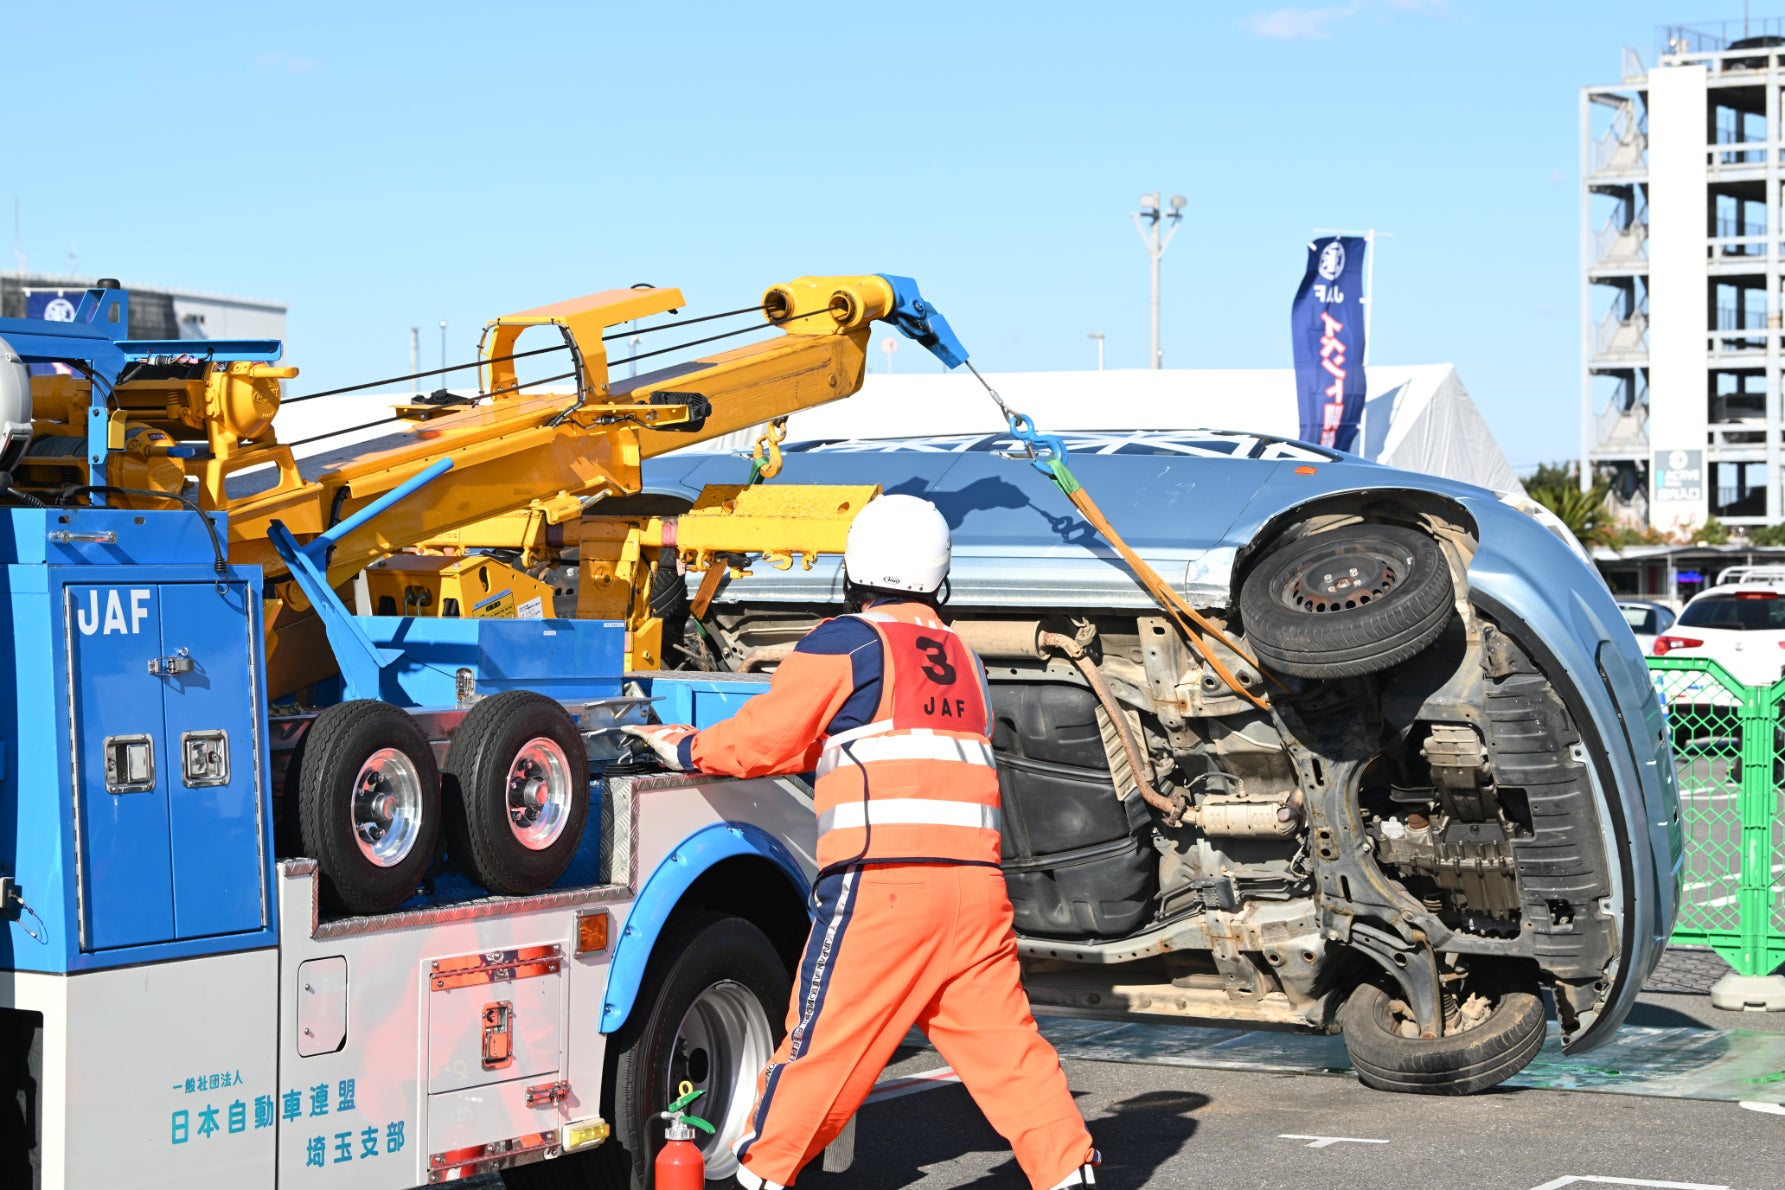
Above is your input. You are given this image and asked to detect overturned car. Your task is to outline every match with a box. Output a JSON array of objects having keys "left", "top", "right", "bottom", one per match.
[{"left": 639, "top": 428, "right": 1682, "bottom": 1095}]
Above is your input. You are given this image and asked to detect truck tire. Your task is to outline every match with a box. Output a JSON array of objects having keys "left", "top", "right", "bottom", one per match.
[
  {"left": 1239, "top": 523, "right": 1454, "bottom": 678},
  {"left": 441, "top": 692, "right": 589, "bottom": 895},
  {"left": 294, "top": 700, "right": 441, "bottom": 915},
  {"left": 505, "top": 913, "right": 789, "bottom": 1190},
  {"left": 1340, "top": 973, "right": 1546, "bottom": 1095}
]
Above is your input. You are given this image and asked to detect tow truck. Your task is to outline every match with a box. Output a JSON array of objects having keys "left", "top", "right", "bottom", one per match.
[{"left": 0, "top": 273, "right": 967, "bottom": 1188}]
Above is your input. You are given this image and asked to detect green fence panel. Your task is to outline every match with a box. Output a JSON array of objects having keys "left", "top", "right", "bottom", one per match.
[{"left": 1649, "top": 656, "right": 1785, "bottom": 977}]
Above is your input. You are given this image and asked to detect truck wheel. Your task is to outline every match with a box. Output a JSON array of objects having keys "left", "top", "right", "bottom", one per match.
[
  {"left": 517, "top": 913, "right": 788, "bottom": 1190},
  {"left": 1340, "top": 969, "right": 1546, "bottom": 1095},
  {"left": 442, "top": 692, "right": 589, "bottom": 895},
  {"left": 1239, "top": 523, "right": 1454, "bottom": 678},
  {"left": 295, "top": 700, "right": 440, "bottom": 915}
]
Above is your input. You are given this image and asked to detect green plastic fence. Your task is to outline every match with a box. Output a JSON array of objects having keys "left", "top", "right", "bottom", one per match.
[{"left": 1649, "top": 656, "right": 1785, "bottom": 977}]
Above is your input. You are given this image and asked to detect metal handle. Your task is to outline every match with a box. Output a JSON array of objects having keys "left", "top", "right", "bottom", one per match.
[
  {"left": 481, "top": 1001, "right": 514, "bottom": 1070},
  {"left": 47, "top": 530, "right": 117, "bottom": 545},
  {"left": 148, "top": 647, "right": 193, "bottom": 676}
]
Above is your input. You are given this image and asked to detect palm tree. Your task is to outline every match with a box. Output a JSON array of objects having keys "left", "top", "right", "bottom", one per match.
[{"left": 1527, "top": 474, "right": 1611, "bottom": 547}]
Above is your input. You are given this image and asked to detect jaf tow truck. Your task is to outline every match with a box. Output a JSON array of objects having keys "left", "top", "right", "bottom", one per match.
[{"left": 0, "top": 273, "right": 970, "bottom": 1188}]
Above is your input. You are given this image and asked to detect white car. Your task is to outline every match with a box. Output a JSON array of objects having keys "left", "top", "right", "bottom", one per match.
[
  {"left": 1616, "top": 599, "right": 1675, "bottom": 654},
  {"left": 1655, "top": 580, "right": 1785, "bottom": 686}
]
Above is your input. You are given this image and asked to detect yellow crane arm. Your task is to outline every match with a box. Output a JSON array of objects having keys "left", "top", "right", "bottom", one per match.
[{"left": 227, "top": 275, "right": 893, "bottom": 588}]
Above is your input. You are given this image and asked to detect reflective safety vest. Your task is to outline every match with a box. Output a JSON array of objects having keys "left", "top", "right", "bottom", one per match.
[{"left": 814, "top": 604, "right": 1002, "bottom": 869}]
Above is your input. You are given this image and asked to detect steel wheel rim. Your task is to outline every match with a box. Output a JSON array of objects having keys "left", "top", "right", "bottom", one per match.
[
  {"left": 669, "top": 979, "right": 773, "bottom": 1177},
  {"left": 1274, "top": 538, "right": 1411, "bottom": 615},
  {"left": 506, "top": 737, "right": 573, "bottom": 851},
  {"left": 351, "top": 747, "right": 424, "bottom": 868}
]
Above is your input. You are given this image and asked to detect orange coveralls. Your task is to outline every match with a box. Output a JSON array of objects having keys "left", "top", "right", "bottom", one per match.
[{"left": 677, "top": 601, "right": 1097, "bottom": 1189}]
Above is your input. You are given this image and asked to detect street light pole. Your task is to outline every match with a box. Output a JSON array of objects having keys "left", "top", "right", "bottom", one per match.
[
  {"left": 1088, "top": 332, "right": 1105, "bottom": 371},
  {"left": 1131, "top": 192, "right": 1186, "bottom": 369}
]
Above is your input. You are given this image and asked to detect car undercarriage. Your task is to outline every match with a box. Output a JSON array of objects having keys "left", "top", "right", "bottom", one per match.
[{"left": 682, "top": 496, "right": 1629, "bottom": 1095}]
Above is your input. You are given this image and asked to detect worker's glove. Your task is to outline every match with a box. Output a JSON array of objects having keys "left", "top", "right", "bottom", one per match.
[{"left": 621, "top": 723, "right": 697, "bottom": 771}]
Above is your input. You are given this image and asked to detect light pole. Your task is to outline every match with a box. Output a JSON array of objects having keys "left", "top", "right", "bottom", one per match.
[
  {"left": 881, "top": 335, "right": 898, "bottom": 374},
  {"left": 1131, "top": 191, "right": 1186, "bottom": 369},
  {"left": 1087, "top": 332, "right": 1105, "bottom": 371},
  {"left": 438, "top": 321, "right": 447, "bottom": 391},
  {"left": 409, "top": 327, "right": 420, "bottom": 396}
]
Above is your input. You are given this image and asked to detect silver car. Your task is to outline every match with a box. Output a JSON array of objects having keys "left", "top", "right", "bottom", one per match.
[{"left": 639, "top": 428, "right": 1683, "bottom": 1095}]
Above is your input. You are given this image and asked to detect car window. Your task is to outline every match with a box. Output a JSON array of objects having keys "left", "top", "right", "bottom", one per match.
[
  {"left": 1657, "top": 607, "right": 1676, "bottom": 633},
  {"left": 1677, "top": 595, "right": 1785, "bottom": 631},
  {"left": 1620, "top": 606, "right": 1657, "bottom": 634}
]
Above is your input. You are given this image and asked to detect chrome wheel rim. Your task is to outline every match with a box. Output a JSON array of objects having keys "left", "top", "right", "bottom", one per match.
[
  {"left": 670, "top": 980, "right": 773, "bottom": 1178},
  {"left": 506, "top": 737, "right": 573, "bottom": 851},
  {"left": 351, "top": 747, "right": 424, "bottom": 867}
]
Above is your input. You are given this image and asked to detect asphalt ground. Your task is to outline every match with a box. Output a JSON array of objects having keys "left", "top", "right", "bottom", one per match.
[
  {"left": 452, "top": 946, "right": 1785, "bottom": 1190},
  {"left": 797, "top": 1045, "right": 1785, "bottom": 1190}
]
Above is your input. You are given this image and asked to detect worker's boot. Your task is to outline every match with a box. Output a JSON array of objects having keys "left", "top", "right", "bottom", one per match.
[{"left": 1048, "top": 1149, "right": 1103, "bottom": 1188}]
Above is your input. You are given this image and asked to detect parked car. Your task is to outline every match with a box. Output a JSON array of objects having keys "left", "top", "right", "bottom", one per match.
[
  {"left": 1617, "top": 599, "right": 1675, "bottom": 655},
  {"left": 1654, "top": 573, "right": 1785, "bottom": 686},
  {"left": 638, "top": 428, "right": 1682, "bottom": 1096}
]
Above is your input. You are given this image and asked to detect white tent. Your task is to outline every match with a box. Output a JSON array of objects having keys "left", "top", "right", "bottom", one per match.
[{"left": 758, "top": 364, "right": 1523, "bottom": 496}]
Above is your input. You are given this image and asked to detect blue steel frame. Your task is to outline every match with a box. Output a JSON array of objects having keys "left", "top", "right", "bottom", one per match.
[{"left": 0, "top": 285, "right": 281, "bottom": 492}]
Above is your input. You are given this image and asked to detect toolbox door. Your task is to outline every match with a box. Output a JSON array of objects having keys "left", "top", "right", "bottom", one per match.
[
  {"left": 158, "top": 581, "right": 267, "bottom": 939},
  {"left": 67, "top": 582, "right": 176, "bottom": 949}
]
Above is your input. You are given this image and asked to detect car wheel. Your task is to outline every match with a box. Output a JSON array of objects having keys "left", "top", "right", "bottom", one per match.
[
  {"left": 1340, "top": 968, "right": 1546, "bottom": 1095},
  {"left": 441, "top": 691, "right": 589, "bottom": 895},
  {"left": 1239, "top": 523, "right": 1455, "bottom": 678},
  {"left": 294, "top": 700, "right": 441, "bottom": 915},
  {"left": 503, "top": 914, "right": 790, "bottom": 1190}
]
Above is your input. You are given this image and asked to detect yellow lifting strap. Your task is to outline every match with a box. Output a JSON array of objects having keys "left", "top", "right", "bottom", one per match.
[
  {"left": 963, "top": 364, "right": 1275, "bottom": 711},
  {"left": 1059, "top": 477, "right": 1275, "bottom": 711}
]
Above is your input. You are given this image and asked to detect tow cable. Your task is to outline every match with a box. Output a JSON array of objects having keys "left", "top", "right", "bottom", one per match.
[{"left": 963, "top": 362, "right": 1276, "bottom": 712}]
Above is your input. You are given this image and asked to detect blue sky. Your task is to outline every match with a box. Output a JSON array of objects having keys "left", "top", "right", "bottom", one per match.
[{"left": 7, "top": 2, "right": 1746, "bottom": 470}]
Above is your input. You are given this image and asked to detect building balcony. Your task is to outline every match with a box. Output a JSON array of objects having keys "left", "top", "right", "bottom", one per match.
[
  {"left": 1592, "top": 301, "right": 1648, "bottom": 361},
  {"left": 1593, "top": 400, "right": 1649, "bottom": 456},
  {"left": 1590, "top": 111, "right": 1648, "bottom": 177},
  {"left": 1591, "top": 215, "right": 1648, "bottom": 272}
]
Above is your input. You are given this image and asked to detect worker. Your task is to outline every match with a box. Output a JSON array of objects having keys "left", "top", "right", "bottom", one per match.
[{"left": 624, "top": 493, "right": 1101, "bottom": 1190}]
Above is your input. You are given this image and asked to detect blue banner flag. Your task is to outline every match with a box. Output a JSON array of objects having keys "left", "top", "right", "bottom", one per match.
[{"left": 1291, "top": 236, "right": 1368, "bottom": 452}]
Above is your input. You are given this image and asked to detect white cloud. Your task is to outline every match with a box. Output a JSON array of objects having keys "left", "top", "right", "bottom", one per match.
[{"left": 1243, "top": 4, "right": 1362, "bottom": 40}]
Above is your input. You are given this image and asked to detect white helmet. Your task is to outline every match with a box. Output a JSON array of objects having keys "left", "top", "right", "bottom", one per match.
[{"left": 844, "top": 494, "right": 951, "bottom": 595}]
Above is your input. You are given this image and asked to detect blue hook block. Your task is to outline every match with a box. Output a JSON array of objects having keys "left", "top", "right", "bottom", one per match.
[{"left": 874, "top": 275, "right": 970, "bottom": 369}]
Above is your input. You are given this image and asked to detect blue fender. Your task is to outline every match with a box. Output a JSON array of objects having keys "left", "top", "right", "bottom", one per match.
[{"left": 600, "top": 821, "right": 812, "bottom": 1033}]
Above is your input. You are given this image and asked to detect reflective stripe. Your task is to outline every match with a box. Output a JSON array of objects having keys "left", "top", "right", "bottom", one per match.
[
  {"left": 733, "top": 1162, "right": 786, "bottom": 1190},
  {"left": 816, "top": 733, "right": 997, "bottom": 777},
  {"left": 822, "top": 719, "right": 899, "bottom": 750},
  {"left": 817, "top": 797, "right": 1001, "bottom": 835}
]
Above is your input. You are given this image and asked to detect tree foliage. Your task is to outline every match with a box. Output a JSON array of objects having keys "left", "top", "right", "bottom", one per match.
[{"left": 1524, "top": 463, "right": 1612, "bottom": 547}]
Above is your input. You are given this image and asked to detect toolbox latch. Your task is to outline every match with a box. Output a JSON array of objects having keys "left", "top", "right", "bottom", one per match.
[
  {"left": 147, "top": 647, "right": 193, "bottom": 676},
  {"left": 481, "top": 1001, "right": 514, "bottom": 1070},
  {"left": 525, "top": 1080, "right": 570, "bottom": 1108}
]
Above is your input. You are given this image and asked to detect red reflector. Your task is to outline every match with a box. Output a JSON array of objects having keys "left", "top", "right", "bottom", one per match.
[
  {"left": 1653, "top": 635, "right": 1704, "bottom": 656},
  {"left": 1736, "top": 592, "right": 1780, "bottom": 600}
]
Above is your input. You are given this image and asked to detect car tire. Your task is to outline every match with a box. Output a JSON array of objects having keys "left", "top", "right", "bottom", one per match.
[
  {"left": 1239, "top": 524, "right": 1455, "bottom": 678},
  {"left": 1340, "top": 973, "right": 1546, "bottom": 1096},
  {"left": 294, "top": 700, "right": 441, "bottom": 915},
  {"left": 441, "top": 691, "right": 589, "bottom": 896},
  {"left": 503, "top": 914, "right": 789, "bottom": 1190}
]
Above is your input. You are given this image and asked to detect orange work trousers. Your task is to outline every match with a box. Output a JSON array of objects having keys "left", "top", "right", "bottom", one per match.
[{"left": 733, "top": 862, "right": 1095, "bottom": 1189}]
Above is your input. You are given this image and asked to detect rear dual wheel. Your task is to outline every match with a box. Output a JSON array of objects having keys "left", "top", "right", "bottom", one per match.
[
  {"left": 294, "top": 700, "right": 441, "bottom": 915},
  {"left": 294, "top": 693, "right": 589, "bottom": 914},
  {"left": 443, "top": 691, "right": 590, "bottom": 896}
]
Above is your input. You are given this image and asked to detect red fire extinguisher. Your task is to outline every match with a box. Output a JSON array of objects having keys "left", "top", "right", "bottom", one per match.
[{"left": 654, "top": 1081, "right": 714, "bottom": 1190}]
